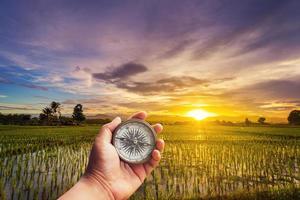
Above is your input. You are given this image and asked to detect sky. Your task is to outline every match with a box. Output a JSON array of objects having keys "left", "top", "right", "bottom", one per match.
[{"left": 0, "top": 0, "right": 300, "bottom": 122}]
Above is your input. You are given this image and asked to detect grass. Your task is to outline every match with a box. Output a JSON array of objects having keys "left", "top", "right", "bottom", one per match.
[{"left": 0, "top": 124, "right": 300, "bottom": 199}]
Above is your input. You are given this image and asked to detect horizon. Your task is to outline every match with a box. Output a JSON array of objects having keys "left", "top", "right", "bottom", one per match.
[
  {"left": 0, "top": 109, "right": 291, "bottom": 124},
  {"left": 1, "top": 0, "right": 300, "bottom": 122}
]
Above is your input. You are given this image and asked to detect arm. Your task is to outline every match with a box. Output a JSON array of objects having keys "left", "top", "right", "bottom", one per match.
[
  {"left": 59, "top": 176, "right": 114, "bottom": 200},
  {"left": 59, "top": 111, "right": 164, "bottom": 200}
]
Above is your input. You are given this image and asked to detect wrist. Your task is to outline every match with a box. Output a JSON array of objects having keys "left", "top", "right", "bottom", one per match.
[{"left": 81, "top": 172, "right": 115, "bottom": 200}]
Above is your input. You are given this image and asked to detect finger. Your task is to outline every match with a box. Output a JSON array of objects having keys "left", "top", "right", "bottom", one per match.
[
  {"left": 97, "top": 117, "right": 121, "bottom": 143},
  {"left": 156, "top": 139, "right": 165, "bottom": 153},
  {"left": 103, "top": 116, "right": 122, "bottom": 132},
  {"left": 152, "top": 123, "right": 163, "bottom": 134},
  {"left": 128, "top": 111, "right": 147, "bottom": 120},
  {"left": 143, "top": 150, "right": 161, "bottom": 176}
]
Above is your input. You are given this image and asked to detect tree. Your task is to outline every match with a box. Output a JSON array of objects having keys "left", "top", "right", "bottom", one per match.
[
  {"left": 50, "top": 101, "right": 61, "bottom": 118},
  {"left": 72, "top": 104, "right": 86, "bottom": 125},
  {"left": 288, "top": 110, "right": 300, "bottom": 125},
  {"left": 50, "top": 101, "right": 61, "bottom": 125},
  {"left": 258, "top": 117, "right": 266, "bottom": 124},
  {"left": 0, "top": 113, "right": 31, "bottom": 125},
  {"left": 42, "top": 107, "right": 53, "bottom": 118},
  {"left": 245, "top": 118, "right": 251, "bottom": 126},
  {"left": 39, "top": 113, "right": 47, "bottom": 125},
  {"left": 60, "top": 116, "right": 74, "bottom": 125},
  {"left": 42, "top": 107, "right": 53, "bottom": 125}
]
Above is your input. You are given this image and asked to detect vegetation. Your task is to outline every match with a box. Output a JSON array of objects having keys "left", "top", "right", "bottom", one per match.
[
  {"left": 257, "top": 117, "right": 266, "bottom": 124},
  {"left": 0, "top": 113, "right": 32, "bottom": 125},
  {"left": 0, "top": 124, "right": 299, "bottom": 199},
  {"left": 244, "top": 118, "right": 251, "bottom": 126},
  {"left": 288, "top": 110, "right": 300, "bottom": 125},
  {"left": 0, "top": 101, "right": 87, "bottom": 126},
  {"left": 72, "top": 104, "right": 86, "bottom": 125}
]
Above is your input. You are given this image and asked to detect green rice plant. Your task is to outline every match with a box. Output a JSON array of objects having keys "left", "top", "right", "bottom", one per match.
[{"left": 0, "top": 124, "right": 300, "bottom": 199}]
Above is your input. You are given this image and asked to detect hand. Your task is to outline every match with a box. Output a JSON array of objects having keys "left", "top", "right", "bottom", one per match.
[{"left": 59, "top": 111, "right": 165, "bottom": 200}]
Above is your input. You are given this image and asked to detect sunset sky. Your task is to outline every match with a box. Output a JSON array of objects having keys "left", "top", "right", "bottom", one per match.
[{"left": 0, "top": 0, "right": 300, "bottom": 122}]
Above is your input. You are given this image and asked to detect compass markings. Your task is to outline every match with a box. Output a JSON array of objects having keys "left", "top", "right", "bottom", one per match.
[{"left": 117, "top": 126, "right": 150, "bottom": 157}]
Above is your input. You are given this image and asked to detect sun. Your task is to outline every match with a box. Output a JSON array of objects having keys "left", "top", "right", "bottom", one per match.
[{"left": 186, "top": 109, "right": 216, "bottom": 121}]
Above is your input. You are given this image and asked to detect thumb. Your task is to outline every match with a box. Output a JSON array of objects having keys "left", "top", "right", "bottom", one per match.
[
  {"left": 104, "top": 116, "right": 122, "bottom": 132},
  {"left": 97, "top": 117, "right": 121, "bottom": 143}
]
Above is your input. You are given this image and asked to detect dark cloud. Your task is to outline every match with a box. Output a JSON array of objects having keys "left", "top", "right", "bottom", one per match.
[
  {"left": 33, "top": 95, "right": 50, "bottom": 99},
  {"left": 93, "top": 62, "right": 148, "bottom": 82},
  {"left": 19, "top": 83, "right": 48, "bottom": 91},
  {"left": 224, "top": 77, "right": 300, "bottom": 102},
  {"left": 0, "top": 77, "right": 48, "bottom": 91},
  {"left": 274, "top": 100, "right": 300, "bottom": 104},
  {"left": 0, "top": 106, "right": 38, "bottom": 111},
  {"left": 246, "top": 79, "right": 300, "bottom": 99},
  {"left": 117, "top": 76, "right": 209, "bottom": 95},
  {"left": 93, "top": 67, "right": 233, "bottom": 95},
  {"left": 148, "top": 0, "right": 300, "bottom": 65},
  {"left": 0, "top": 77, "right": 13, "bottom": 84},
  {"left": 62, "top": 99, "right": 77, "bottom": 105},
  {"left": 62, "top": 98, "right": 104, "bottom": 105},
  {"left": 160, "top": 39, "right": 196, "bottom": 59},
  {"left": 157, "top": 76, "right": 208, "bottom": 87},
  {"left": 118, "top": 101, "right": 165, "bottom": 111},
  {"left": 191, "top": 0, "right": 295, "bottom": 60},
  {"left": 262, "top": 106, "right": 297, "bottom": 111}
]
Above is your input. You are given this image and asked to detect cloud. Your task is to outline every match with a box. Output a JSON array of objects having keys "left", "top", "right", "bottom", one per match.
[
  {"left": 19, "top": 83, "right": 48, "bottom": 91},
  {"left": 219, "top": 76, "right": 300, "bottom": 112},
  {"left": 0, "top": 0, "right": 300, "bottom": 118},
  {"left": 33, "top": 95, "right": 50, "bottom": 99},
  {"left": 0, "top": 105, "right": 38, "bottom": 111},
  {"left": 93, "top": 62, "right": 148, "bottom": 82},
  {"left": 243, "top": 79, "right": 300, "bottom": 99},
  {"left": 116, "top": 76, "right": 210, "bottom": 95},
  {"left": 62, "top": 98, "right": 105, "bottom": 105},
  {"left": 0, "top": 77, "right": 12, "bottom": 84},
  {"left": 0, "top": 95, "right": 7, "bottom": 98}
]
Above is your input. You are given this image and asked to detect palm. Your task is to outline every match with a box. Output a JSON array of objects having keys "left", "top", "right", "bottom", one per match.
[{"left": 94, "top": 139, "right": 147, "bottom": 199}]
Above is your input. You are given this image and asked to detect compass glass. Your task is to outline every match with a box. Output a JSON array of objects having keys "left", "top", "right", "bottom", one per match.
[{"left": 112, "top": 119, "right": 156, "bottom": 164}]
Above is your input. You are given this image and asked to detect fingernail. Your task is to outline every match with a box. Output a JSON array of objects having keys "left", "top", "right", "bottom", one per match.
[{"left": 113, "top": 116, "right": 121, "bottom": 123}]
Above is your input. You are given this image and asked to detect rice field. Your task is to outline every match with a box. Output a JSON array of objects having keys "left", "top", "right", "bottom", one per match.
[{"left": 0, "top": 124, "right": 300, "bottom": 199}]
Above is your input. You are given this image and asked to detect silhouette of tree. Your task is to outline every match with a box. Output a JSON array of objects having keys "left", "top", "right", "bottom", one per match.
[
  {"left": 39, "top": 113, "right": 47, "bottom": 125},
  {"left": 258, "top": 117, "right": 266, "bottom": 124},
  {"left": 0, "top": 113, "right": 31, "bottom": 125},
  {"left": 50, "top": 101, "right": 61, "bottom": 124},
  {"left": 288, "top": 110, "right": 300, "bottom": 125},
  {"left": 72, "top": 104, "right": 86, "bottom": 125},
  {"left": 60, "top": 116, "right": 74, "bottom": 125},
  {"left": 42, "top": 107, "right": 53, "bottom": 117},
  {"left": 42, "top": 107, "right": 53, "bottom": 125},
  {"left": 50, "top": 101, "right": 61, "bottom": 118},
  {"left": 245, "top": 118, "right": 251, "bottom": 126}
]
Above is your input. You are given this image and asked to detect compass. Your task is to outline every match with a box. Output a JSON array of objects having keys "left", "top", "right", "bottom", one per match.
[{"left": 112, "top": 119, "right": 156, "bottom": 164}]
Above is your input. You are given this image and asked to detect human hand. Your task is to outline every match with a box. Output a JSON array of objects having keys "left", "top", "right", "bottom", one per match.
[{"left": 59, "top": 111, "right": 164, "bottom": 200}]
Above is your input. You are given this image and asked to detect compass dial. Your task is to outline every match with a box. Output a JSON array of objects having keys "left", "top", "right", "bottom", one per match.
[{"left": 112, "top": 119, "right": 156, "bottom": 164}]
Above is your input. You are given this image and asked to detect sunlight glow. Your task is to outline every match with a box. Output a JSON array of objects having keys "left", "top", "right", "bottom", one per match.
[{"left": 186, "top": 109, "right": 216, "bottom": 121}]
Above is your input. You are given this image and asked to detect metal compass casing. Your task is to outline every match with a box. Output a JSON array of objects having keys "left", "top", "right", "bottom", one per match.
[{"left": 112, "top": 119, "right": 156, "bottom": 164}]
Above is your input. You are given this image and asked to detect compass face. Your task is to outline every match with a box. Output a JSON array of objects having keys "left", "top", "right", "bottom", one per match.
[{"left": 112, "top": 119, "right": 156, "bottom": 164}]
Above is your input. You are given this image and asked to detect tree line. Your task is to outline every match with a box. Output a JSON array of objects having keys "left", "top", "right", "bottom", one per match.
[
  {"left": 1, "top": 105, "right": 300, "bottom": 126},
  {"left": 0, "top": 102, "right": 86, "bottom": 125},
  {"left": 243, "top": 110, "right": 300, "bottom": 126}
]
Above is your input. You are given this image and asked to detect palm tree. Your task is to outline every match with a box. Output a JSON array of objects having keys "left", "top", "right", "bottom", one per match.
[
  {"left": 72, "top": 104, "right": 86, "bottom": 125},
  {"left": 50, "top": 101, "right": 61, "bottom": 117},
  {"left": 50, "top": 101, "right": 61, "bottom": 125},
  {"left": 42, "top": 107, "right": 53, "bottom": 117},
  {"left": 42, "top": 107, "right": 53, "bottom": 125}
]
